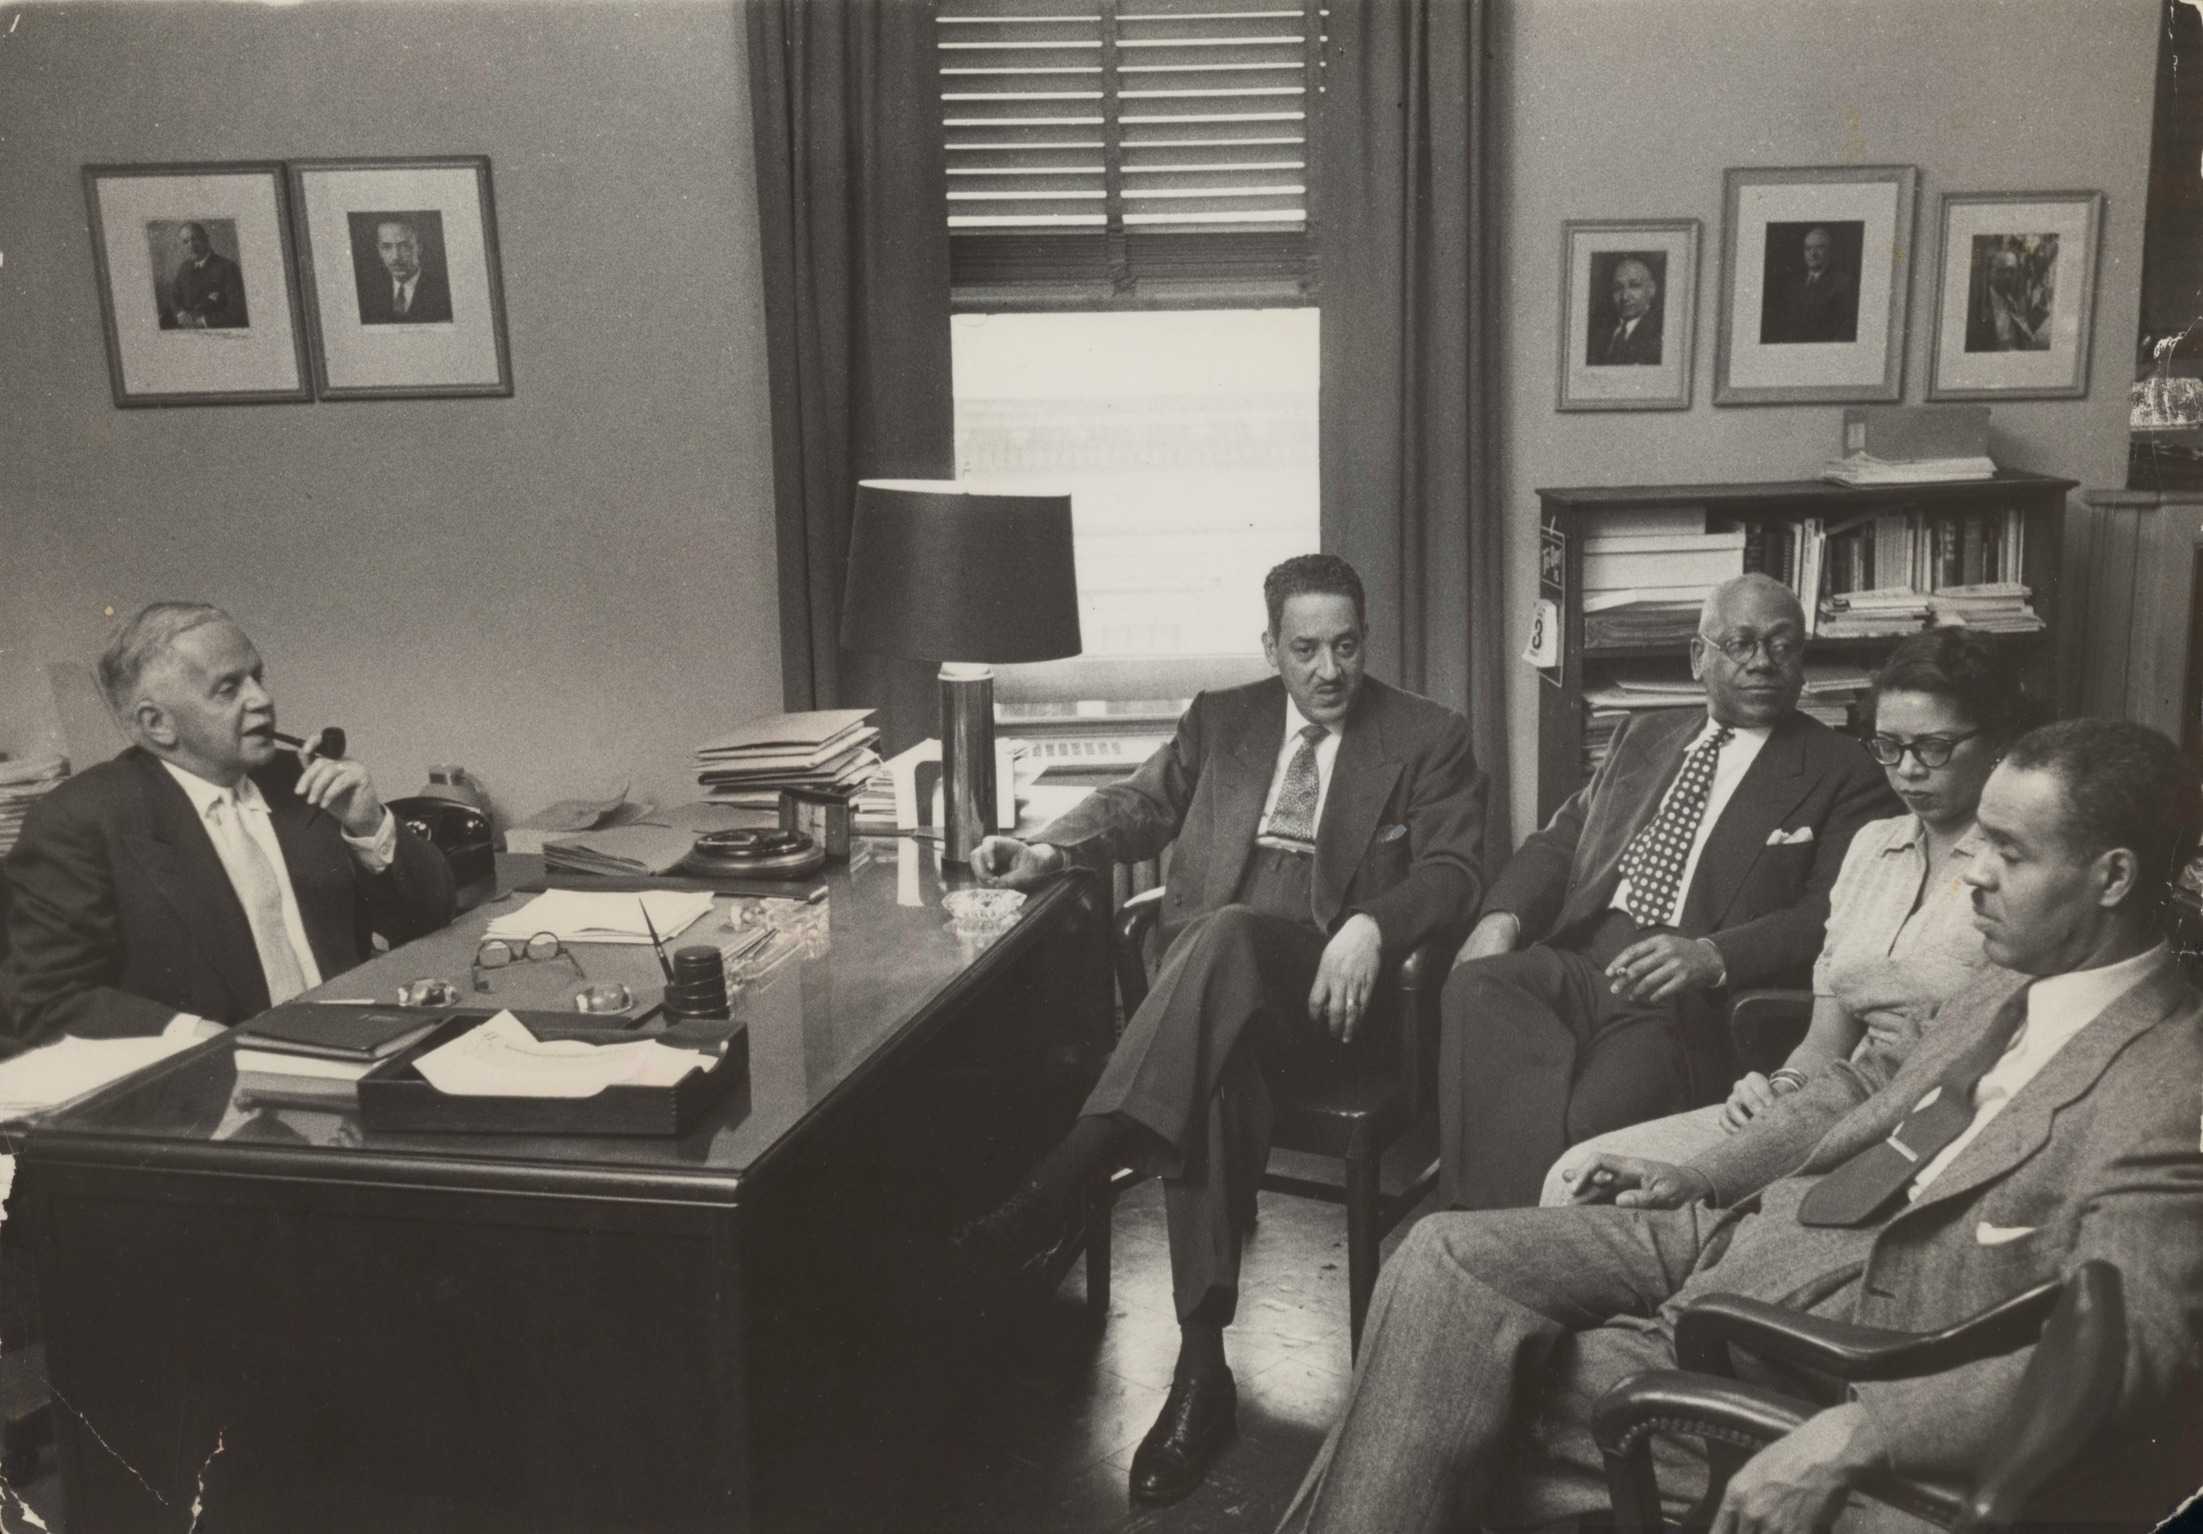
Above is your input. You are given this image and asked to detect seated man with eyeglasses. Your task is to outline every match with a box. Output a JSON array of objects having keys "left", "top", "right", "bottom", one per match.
[
  {"left": 1437, "top": 573, "right": 1896, "bottom": 1208},
  {"left": 0, "top": 602, "right": 456, "bottom": 1054}
]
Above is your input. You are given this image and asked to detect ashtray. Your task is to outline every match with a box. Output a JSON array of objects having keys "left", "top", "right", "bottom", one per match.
[{"left": 943, "top": 888, "right": 1026, "bottom": 929}]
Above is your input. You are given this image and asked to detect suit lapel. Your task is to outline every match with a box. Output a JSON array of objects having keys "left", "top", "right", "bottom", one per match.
[
  {"left": 1201, "top": 683, "right": 1285, "bottom": 911},
  {"left": 1685, "top": 714, "right": 1813, "bottom": 930},
  {"left": 1312, "top": 689, "right": 1403, "bottom": 928},
  {"left": 1577, "top": 711, "right": 1696, "bottom": 907},
  {"left": 1888, "top": 960, "right": 2193, "bottom": 1225},
  {"left": 124, "top": 752, "right": 267, "bottom": 1016}
]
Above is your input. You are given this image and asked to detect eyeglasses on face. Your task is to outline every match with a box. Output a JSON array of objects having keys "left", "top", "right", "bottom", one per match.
[
  {"left": 1864, "top": 729, "right": 1981, "bottom": 769},
  {"left": 1696, "top": 629, "right": 1804, "bottom": 667},
  {"left": 472, "top": 931, "right": 589, "bottom": 992}
]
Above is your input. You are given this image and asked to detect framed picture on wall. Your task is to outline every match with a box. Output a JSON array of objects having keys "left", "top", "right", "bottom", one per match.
[
  {"left": 1927, "top": 191, "right": 2104, "bottom": 401},
  {"left": 287, "top": 156, "right": 513, "bottom": 400},
  {"left": 1555, "top": 219, "right": 1699, "bottom": 412},
  {"left": 82, "top": 162, "right": 313, "bottom": 407},
  {"left": 1714, "top": 165, "right": 1918, "bottom": 406}
]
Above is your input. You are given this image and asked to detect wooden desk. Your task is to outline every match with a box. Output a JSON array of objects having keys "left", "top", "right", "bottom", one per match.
[{"left": 19, "top": 838, "right": 1113, "bottom": 1532}]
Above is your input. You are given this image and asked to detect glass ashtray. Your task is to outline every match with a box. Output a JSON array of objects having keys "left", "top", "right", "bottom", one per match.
[{"left": 943, "top": 888, "right": 1026, "bottom": 929}]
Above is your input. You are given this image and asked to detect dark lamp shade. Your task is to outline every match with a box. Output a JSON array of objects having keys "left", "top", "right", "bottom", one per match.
[{"left": 840, "top": 479, "right": 1083, "bottom": 663}]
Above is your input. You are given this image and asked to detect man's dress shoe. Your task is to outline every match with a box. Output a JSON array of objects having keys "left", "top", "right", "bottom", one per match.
[
  {"left": 1128, "top": 1368, "right": 1236, "bottom": 1505},
  {"left": 953, "top": 1180, "right": 1084, "bottom": 1292}
]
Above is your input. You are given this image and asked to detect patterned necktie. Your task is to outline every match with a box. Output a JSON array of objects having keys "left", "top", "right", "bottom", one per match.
[
  {"left": 1266, "top": 723, "right": 1328, "bottom": 847},
  {"left": 210, "top": 798, "right": 309, "bottom": 1005},
  {"left": 395, "top": 280, "right": 409, "bottom": 317},
  {"left": 1795, "top": 986, "right": 2031, "bottom": 1227},
  {"left": 1616, "top": 725, "right": 1732, "bottom": 928}
]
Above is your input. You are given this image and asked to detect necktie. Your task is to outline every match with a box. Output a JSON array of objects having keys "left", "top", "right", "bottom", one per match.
[
  {"left": 395, "top": 280, "right": 409, "bottom": 317},
  {"left": 1616, "top": 726, "right": 1732, "bottom": 928},
  {"left": 210, "top": 798, "right": 309, "bottom": 1006},
  {"left": 1267, "top": 723, "right": 1328, "bottom": 847},
  {"left": 1795, "top": 987, "right": 2031, "bottom": 1227}
]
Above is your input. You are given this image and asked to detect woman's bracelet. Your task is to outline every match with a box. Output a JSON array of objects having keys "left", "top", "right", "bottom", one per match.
[{"left": 1767, "top": 1067, "right": 1809, "bottom": 1094}]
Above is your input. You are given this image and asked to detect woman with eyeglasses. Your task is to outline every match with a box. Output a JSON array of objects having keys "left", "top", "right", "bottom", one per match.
[{"left": 1543, "top": 627, "right": 2036, "bottom": 1205}]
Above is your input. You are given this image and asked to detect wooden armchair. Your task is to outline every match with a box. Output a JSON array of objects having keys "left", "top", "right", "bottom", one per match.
[
  {"left": 1084, "top": 888, "right": 1454, "bottom": 1353},
  {"left": 1593, "top": 1260, "right": 2127, "bottom": 1531}
]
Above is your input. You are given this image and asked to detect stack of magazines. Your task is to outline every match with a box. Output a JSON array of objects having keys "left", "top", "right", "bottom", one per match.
[{"left": 693, "top": 709, "right": 881, "bottom": 812}]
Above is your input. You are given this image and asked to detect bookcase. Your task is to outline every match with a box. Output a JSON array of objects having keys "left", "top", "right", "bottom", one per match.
[{"left": 1532, "top": 471, "right": 2076, "bottom": 824}]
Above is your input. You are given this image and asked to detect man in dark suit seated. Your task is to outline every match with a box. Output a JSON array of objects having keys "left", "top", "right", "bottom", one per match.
[
  {"left": 963, "top": 554, "right": 1488, "bottom": 1505},
  {"left": 0, "top": 602, "right": 455, "bottom": 1056},
  {"left": 1283, "top": 720, "right": 2203, "bottom": 1534},
  {"left": 1439, "top": 573, "right": 1895, "bottom": 1210},
  {"left": 1762, "top": 224, "right": 1858, "bottom": 345}
]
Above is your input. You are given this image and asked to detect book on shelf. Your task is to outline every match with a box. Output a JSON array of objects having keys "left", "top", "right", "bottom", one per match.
[
  {"left": 1583, "top": 531, "right": 1745, "bottom": 592},
  {"left": 1820, "top": 452, "right": 1998, "bottom": 486}
]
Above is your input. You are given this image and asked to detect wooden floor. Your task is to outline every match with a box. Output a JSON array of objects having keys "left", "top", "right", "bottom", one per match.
[{"left": 2, "top": 1173, "right": 1424, "bottom": 1533}]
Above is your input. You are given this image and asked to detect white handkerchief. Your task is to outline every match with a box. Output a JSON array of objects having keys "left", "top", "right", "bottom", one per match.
[
  {"left": 1764, "top": 826, "right": 1815, "bottom": 846},
  {"left": 1974, "top": 1220, "right": 2037, "bottom": 1246}
]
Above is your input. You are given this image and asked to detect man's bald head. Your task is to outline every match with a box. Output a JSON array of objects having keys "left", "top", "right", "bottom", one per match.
[{"left": 1692, "top": 574, "right": 1807, "bottom": 728}]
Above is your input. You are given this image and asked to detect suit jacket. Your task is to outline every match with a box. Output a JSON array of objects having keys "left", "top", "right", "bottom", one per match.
[
  {"left": 0, "top": 747, "right": 456, "bottom": 1052},
  {"left": 358, "top": 264, "right": 454, "bottom": 325},
  {"left": 1591, "top": 308, "right": 1663, "bottom": 366},
  {"left": 1035, "top": 677, "right": 1487, "bottom": 958},
  {"left": 1486, "top": 708, "right": 1896, "bottom": 992},
  {"left": 1764, "top": 267, "right": 1857, "bottom": 345},
  {"left": 1664, "top": 959, "right": 2203, "bottom": 1509},
  {"left": 168, "top": 251, "right": 247, "bottom": 329}
]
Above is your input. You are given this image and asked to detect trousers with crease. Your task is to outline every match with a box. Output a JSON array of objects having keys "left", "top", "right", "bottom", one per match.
[{"left": 1080, "top": 845, "right": 1360, "bottom": 1324}]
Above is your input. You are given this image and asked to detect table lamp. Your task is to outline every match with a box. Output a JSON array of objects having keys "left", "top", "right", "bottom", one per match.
[{"left": 840, "top": 479, "right": 1082, "bottom": 864}]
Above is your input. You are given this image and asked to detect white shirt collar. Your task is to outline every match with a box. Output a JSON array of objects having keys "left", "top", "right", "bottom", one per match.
[
  {"left": 1691, "top": 713, "right": 1772, "bottom": 748},
  {"left": 2023, "top": 942, "right": 2171, "bottom": 1045},
  {"left": 1282, "top": 695, "right": 1341, "bottom": 749},
  {"left": 160, "top": 758, "right": 267, "bottom": 819}
]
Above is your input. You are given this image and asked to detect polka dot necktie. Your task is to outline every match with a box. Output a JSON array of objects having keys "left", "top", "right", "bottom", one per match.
[
  {"left": 1616, "top": 725, "right": 1732, "bottom": 929},
  {"left": 1266, "top": 723, "right": 1328, "bottom": 847}
]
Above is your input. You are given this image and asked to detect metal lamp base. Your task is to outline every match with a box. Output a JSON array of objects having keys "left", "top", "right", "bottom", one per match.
[{"left": 939, "top": 663, "right": 996, "bottom": 865}]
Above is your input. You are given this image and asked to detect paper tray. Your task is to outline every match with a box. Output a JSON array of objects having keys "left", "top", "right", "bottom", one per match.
[{"left": 356, "top": 1011, "right": 748, "bottom": 1137}]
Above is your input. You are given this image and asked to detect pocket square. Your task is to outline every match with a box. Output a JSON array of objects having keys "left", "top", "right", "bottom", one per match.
[
  {"left": 1765, "top": 826, "right": 1815, "bottom": 847},
  {"left": 1974, "top": 1220, "right": 2037, "bottom": 1246},
  {"left": 1376, "top": 823, "right": 1409, "bottom": 844}
]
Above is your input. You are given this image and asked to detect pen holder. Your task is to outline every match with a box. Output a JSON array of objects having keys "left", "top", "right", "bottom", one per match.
[{"left": 664, "top": 944, "right": 730, "bottom": 1021}]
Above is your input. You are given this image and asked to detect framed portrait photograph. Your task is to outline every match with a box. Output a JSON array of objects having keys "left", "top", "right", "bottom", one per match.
[
  {"left": 83, "top": 162, "right": 312, "bottom": 406},
  {"left": 1927, "top": 191, "right": 2104, "bottom": 401},
  {"left": 1714, "top": 165, "right": 1918, "bottom": 406},
  {"left": 1555, "top": 219, "right": 1700, "bottom": 412},
  {"left": 288, "top": 156, "right": 512, "bottom": 399}
]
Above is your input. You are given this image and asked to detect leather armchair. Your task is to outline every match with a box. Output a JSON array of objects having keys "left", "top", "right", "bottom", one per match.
[{"left": 1593, "top": 1260, "right": 2126, "bottom": 1531}]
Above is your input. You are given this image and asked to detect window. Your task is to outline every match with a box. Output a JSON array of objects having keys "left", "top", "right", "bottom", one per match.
[
  {"left": 938, "top": 0, "right": 1324, "bottom": 309},
  {"left": 951, "top": 307, "right": 1318, "bottom": 670}
]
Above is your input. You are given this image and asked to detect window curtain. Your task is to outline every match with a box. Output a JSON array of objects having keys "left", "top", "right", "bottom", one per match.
[
  {"left": 747, "top": 0, "right": 954, "bottom": 752},
  {"left": 1317, "top": 0, "right": 1511, "bottom": 860}
]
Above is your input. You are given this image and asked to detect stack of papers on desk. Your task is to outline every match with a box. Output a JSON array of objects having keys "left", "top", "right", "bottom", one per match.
[
  {"left": 543, "top": 823, "right": 699, "bottom": 878},
  {"left": 503, "top": 785, "right": 653, "bottom": 856},
  {"left": 694, "top": 709, "right": 881, "bottom": 808},
  {"left": 414, "top": 1011, "right": 712, "bottom": 1098},
  {"left": 486, "top": 889, "right": 714, "bottom": 944},
  {"left": 0, "top": 1031, "right": 193, "bottom": 1120}
]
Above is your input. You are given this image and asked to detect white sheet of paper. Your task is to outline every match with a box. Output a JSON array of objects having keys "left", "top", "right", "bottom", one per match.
[
  {"left": 412, "top": 1010, "right": 710, "bottom": 1098},
  {"left": 0, "top": 1032, "right": 196, "bottom": 1119},
  {"left": 482, "top": 889, "right": 715, "bottom": 945}
]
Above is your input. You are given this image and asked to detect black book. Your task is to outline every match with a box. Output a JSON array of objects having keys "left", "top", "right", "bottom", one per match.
[{"left": 237, "top": 1003, "right": 442, "bottom": 1062}]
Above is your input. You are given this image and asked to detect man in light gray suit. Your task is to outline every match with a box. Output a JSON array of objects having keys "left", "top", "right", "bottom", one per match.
[{"left": 1283, "top": 719, "right": 2203, "bottom": 1534}]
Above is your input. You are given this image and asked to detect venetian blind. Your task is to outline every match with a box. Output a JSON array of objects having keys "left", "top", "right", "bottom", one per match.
[{"left": 938, "top": 0, "right": 1325, "bottom": 305}]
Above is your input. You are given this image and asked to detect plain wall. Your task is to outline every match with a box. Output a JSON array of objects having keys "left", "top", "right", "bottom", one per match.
[
  {"left": 0, "top": 0, "right": 780, "bottom": 822},
  {"left": 1493, "top": 0, "right": 2159, "bottom": 841}
]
